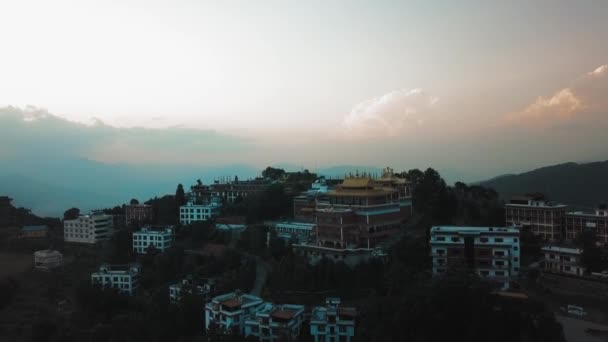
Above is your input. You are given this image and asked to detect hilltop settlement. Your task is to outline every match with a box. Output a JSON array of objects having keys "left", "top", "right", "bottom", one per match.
[{"left": 1, "top": 166, "right": 608, "bottom": 342}]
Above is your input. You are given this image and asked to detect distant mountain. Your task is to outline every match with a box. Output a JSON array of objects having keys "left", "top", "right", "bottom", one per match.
[
  {"left": 0, "top": 157, "right": 260, "bottom": 217},
  {"left": 478, "top": 161, "right": 608, "bottom": 208}
]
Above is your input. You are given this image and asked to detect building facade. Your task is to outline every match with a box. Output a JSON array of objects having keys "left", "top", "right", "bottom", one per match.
[
  {"left": 34, "top": 250, "right": 63, "bottom": 269},
  {"left": 310, "top": 298, "right": 356, "bottom": 342},
  {"left": 125, "top": 204, "right": 154, "bottom": 225},
  {"left": 505, "top": 196, "right": 567, "bottom": 241},
  {"left": 205, "top": 291, "right": 265, "bottom": 335},
  {"left": 180, "top": 202, "right": 221, "bottom": 225},
  {"left": 169, "top": 276, "right": 216, "bottom": 303},
  {"left": 430, "top": 226, "right": 521, "bottom": 289},
  {"left": 542, "top": 246, "right": 586, "bottom": 276},
  {"left": 191, "top": 179, "right": 270, "bottom": 205},
  {"left": 244, "top": 303, "right": 305, "bottom": 341},
  {"left": 91, "top": 263, "right": 141, "bottom": 296},
  {"left": 565, "top": 207, "right": 608, "bottom": 245},
  {"left": 63, "top": 212, "right": 114, "bottom": 244},
  {"left": 132, "top": 226, "right": 173, "bottom": 254},
  {"left": 267, "top": 221, "right": 316, "bottom": 244}
]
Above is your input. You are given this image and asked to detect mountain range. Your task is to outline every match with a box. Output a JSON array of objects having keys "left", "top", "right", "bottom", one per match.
[{"left": 478, "top": 161, "right": 608, "bottom": 208}]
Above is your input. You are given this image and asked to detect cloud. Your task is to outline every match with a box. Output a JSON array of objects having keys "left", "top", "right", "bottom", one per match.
[
  {"left": 506, "top": 64, "right": 608, "bottom": 127},
  {"left": 343, "top": 88, "right": 439, "bottom": 139},
  {"left": 0, "top": 106, "right": 251, "bottom": 164}
]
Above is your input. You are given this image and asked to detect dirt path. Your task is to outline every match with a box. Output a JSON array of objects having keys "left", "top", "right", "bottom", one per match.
[{"left": 249, "top": 256, "right": 271, "bottom": 297}]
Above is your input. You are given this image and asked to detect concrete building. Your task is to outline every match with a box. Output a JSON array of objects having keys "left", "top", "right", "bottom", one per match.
[
  {"left": 205, "top": 291, "right": 265, "bottom": 335},
  {"left": 125, "top": 204, "right": 154, "bottom": 225},
  {"left": 310, "top": 298, "right": 356, "bottom": 342},
  {"left": 293, "top": 171, "right": 412, "bottom": 265},
  {"left": 191, "top": 178, "right": 270, "bottom": 205},
  {"left": 63, "top": 212, "right": 114, "bottom": 244},
  {"left": 132, "top": 226, "right": 173, "bottom": 254},
  {"left": 169, "top": 276, "right": 216, "bottom": 303},
  {"left": 565, "top": 207, "right": 608, "bottom": 245},
  {"left": 267, "top": 221, "right": 316, "bottom": 244},
  {"left": 180, "top": 201, "right": 221, "bottom": 225},
  {"left": 430, "top": 226, "right": 521, "bottom": 289},
  {"left": 542, "top": 246, "right": 586, "bottom": 276},
  {"left": 505, "top": 195, "right": 567, "bottom": 241},
  {"left": 19, "top": 225, "right": 49, "bottom": 238},
  {"left": 91, "top": 263, "right": 141, "bottom": 296},
  {"left": 34, "top": 250, "right": 63, "bottom": 269},
  {"left": 245, "top": 303, "right": 305, "bottom": 342}
]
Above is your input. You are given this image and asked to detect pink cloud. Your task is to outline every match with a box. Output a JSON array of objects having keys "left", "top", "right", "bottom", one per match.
[
  {"left": 343, "top": 88, "right": 439, "bottom": 139},
  {"left": 505, "top": 64, "right": 608, "bottom": 127}
]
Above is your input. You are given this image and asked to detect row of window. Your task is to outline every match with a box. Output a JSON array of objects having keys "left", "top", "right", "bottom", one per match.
[{"left": 133, "top": 234, "right": 170, "bottom": 241}]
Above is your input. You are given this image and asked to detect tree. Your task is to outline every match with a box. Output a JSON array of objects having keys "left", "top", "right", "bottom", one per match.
[
  {"left": 130, "top": 198, "right": 140, "bottom": 205},
  {"left": 176, "top": 184, "right": 187, "bottom": 206},
  {"left": 63, "top": 207, "right": 80, "bottom": 220},
  {"left": 262, "top": 167, "right": 286, "bottom": 181}
]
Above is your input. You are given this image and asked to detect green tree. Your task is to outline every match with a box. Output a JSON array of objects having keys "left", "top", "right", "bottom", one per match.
[
  {"left": 130, "top": 198, "right": 140, "bottom": 205},
  {"left": 63, "top": 207, "right": 80, "bottom": 220},
  {"left": 176, "top": 184, "right": 187, "bottom": 206}
]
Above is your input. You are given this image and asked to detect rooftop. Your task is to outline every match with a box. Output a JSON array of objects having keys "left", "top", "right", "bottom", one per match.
[
  {"left": 541, "top": 246, "right": 584, "bottom": 255},
  {"left": 431, "top": 226, "right": 519, "bottom": 234}
]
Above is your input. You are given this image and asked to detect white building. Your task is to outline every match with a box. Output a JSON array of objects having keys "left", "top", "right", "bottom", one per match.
[
  {"left": 132, "top": 226, "right": 173, "bottom": 254},
  {"left": 180, "top": 202, "right": 221, "bottom": 225},
  {"left": 310, "top": 298, "right": 356, "bottom": 342},
  {"left": 542, "top": 246, "right": 586, "bottom": 276},
  {"left": 430, "top": 226, "right": 521, "bottom": 290},
  {"left": 169, "top": 276, "right": 216, "bottom": 303},
  {"left": 267, "top": 221, "right": 316, "bottom": 244},
  {"left": 245, "top": 303, "right": 305, "bottom": 342},
  {"left": 205, "top": 291, "right": 265, "bottom": 335},
  {"left": 64, "top": 212, "right": 114, "bottom": 244},
  {"left": 91, "top": 263, "right": 141, "bottom": 296},
  {"left": 34, "top": 250, "right": 63, "bottom": 269}
]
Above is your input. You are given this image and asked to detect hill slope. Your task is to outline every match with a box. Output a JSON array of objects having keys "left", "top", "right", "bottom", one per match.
[{"left": 479, "top": 161, "right": 608, "bottom": 207}]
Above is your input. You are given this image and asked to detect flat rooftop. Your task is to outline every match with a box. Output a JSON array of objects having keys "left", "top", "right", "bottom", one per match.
[{"left": 431, "top": 226, "right": 519, "bottom": 234}]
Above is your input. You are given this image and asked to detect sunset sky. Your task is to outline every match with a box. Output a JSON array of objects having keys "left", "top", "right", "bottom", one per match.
[{"left": 1, "top": 0, "right": 607, "bottom": 180}]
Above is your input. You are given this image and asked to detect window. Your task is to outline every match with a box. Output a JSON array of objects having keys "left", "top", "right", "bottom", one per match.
[
  {"left": 480, "top": 237, "right": 488, "bottom": 243},
  {"left": 495, "top": 238, "right": 503, "bottom": 243},
  {"left": 494, "top": 250, "right": 505, "bottom": 256},
  {"left": 513, "top": 246, "right": 518, "bottom": 251},
  {"left": 436, "top": 236, "right": 445, "bottom": 241},
  {"left": 451, "top": 237, "right": 460, "bottom": 242},
  {"left": 480, "top": 270, "right": 489, "bottom": 276},
  {"left": 513, "top": 257, "right": 519, "bottom": 262}
]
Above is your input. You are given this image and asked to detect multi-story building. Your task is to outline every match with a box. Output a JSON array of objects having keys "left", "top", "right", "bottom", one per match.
[
  {"left": 293, "top": 178, "right": 332, "bottom": 222},
  {"left": 91, "top": 263, "right": 141, "bottom": 296},
  {"left": 180, "top": 201, "right": 221, "bottom": 225},
  {"left": 541, "top": 246, "right": 586, "bottom": 276},
  {"left": 310, "top": 298, "right": 356, "bottom": 342},
  {"left": 505, "top": 195, "right": 567, "bottom": 241},
  {"left": 34, "top": 250, "right": 63, "bottom": 269},
  {"left": 132, "top": 226, "right": 173, "bottom": 254},
  {"left": 169, "top": 276, "right": 216, "bottom": 303},
  {"left": 63, "top": 212, "right": 114, "bottom": 244},
  {"left": 205, "top": 291, "right": 265, "bottom": 335},
  {"left": 430, "top": 226, "right": 521, "bottom": 289},
  {"left": 125, "top": 204, "right": 154, "bottom": 225},
  {"left": 18, "top": 225, "right": 49, "bottom": 239},
  {"left": 191, "top": 178, "right": 270, "bottom": 205},
  {"left": 565, "top": 207, "right": 608, "bottom": 245},
  {"left": 267, "top": 221, "right": 316, "bottom": 244},
  {"left": 313, "top": 174, "right": 410, "bottom": 249},
  {"left": 293, "top": 171, "right": 411, "bottom": 265},
  {"left": 245, "top": 303, "right": 305, "bottom": 342}
]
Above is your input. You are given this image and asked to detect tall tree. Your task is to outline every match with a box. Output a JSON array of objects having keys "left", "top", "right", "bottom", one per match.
[
  {"left": 176, "top": 184, "right": 187, "bottom": 206},
  {"left": 63, "top": 207, "right": 80, "bottom": 220},
  {"left": 130, "top": 198, "right": 139, "bottom": 205}
]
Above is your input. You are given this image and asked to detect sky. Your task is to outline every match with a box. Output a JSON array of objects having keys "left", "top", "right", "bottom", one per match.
[{"left": 1, "top": 0, "right": 608, "bottom": 181}]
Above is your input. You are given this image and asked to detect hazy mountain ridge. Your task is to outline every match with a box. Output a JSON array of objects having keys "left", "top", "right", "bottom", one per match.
[{"left": 479, "top": 161, "right": 608, "bottom": 208}]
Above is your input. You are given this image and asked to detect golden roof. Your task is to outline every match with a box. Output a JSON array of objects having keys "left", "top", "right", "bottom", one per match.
[{"left": 340, "top": 177, "right": 373, "bottom": 189}]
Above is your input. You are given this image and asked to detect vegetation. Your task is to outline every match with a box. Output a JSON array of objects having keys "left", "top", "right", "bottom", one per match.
[{"left": 479, "top": 161, "right": 608, "bottom": 207}]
